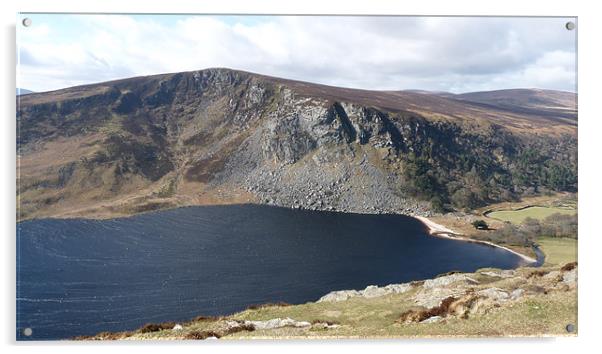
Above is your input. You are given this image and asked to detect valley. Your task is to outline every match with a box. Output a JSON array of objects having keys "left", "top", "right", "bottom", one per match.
[{"left": 16, "top": 68, "right": 578, "bottom": 340}]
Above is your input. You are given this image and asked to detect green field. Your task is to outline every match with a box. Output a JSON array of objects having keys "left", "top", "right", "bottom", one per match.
[
  {"left": 487, "top": 206, "right": 576, "bottom": 224},
  {"left": 538, "top": 237, "right": 578, "bottom": 266}
]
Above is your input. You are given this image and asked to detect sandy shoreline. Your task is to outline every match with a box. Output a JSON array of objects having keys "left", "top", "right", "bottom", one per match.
[{"left": 413, "top": 215, "right": 537, "bottom": 264}]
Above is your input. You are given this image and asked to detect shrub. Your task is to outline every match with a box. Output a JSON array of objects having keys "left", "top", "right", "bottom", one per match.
[
  {"left": 520, "top": 213, "right": 577, "bottom": 239},
  {"left": 471, "top": 220, "right": 489, "bottom": 230},
  {"left": 246, "top": 301, "right": 291, "bottom": 310},
  {"left": 560, "top": 262, "right": 577, "bottom": 271},
  {"left": 541, "top": 213, "right": 577, "bottom": 238},
  {"left": 481, "top": 223, "right": 534, "bottom": 247},
  {"left": 184, "top": 330, "right": 222, "bottom": 340},
  {"left": 139, "top": 322, "right": 175, "bottom": 333}
]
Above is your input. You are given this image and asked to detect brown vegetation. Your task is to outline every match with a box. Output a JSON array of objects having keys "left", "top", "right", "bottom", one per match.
[
  {"left": 561, "top": 262, "right": 577, "bottom": 272},
  {"left": 527, "top": 270, "right": 550, "bottom": 278},
  {"left": 398, "top": 291, "right": 500, "bottom": 324},
  {"left": 139, "top": 322, "right": 176, "bottom": 333},
  {"left": 185, "top": 154, "right": 228, "bottom": 183},
  {"left": 184, "top": 330, "right": 222, "bottom": 340},
  {"left": 478, "top": 212, "right": 577, "bottom": 247},
  {"left": 310, "top": 319, "right": 340, "bottom": 326},
  {"left": 246, "top": 302, "right": 292, "bottom": 310},
  {"left": 192, "top": 315, "right": 224, "bottom": 322},
  {"left": 73, "top": 331, "right": 133, "bottom": 340},
  {"left": 222, "top": 322, "right": 256, "bottom": 335},
  {"left": 184, "top": 321, "right": 256, "bottom": 340}
]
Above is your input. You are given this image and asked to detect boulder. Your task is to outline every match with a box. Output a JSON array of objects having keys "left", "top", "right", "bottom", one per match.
[
  {"left": 477, "top": 288, "right": 509, "bottom": 302},
  {"left": 510, "top": 288, "right": 524, "bottom": 300},
  {"left": 543, "top": 270, "right": 562, "bottom": 281},
  {"left": 383, "top": 283, "right": 413, "bottom": 294},
  {"left": 318, "top": 282, "right": 413, "bottom": 302},
  {"left": 317, "top": 290, "right": 361, "bottom": 302},
  {"left": 415, "top": 287, "right": 464, "bottom": 308},
  {"left": 244, "top": 318, "right": 311, "bottom": 330},
  {"left": 420, "top": 315, "right": 442, "bottom": 324},
  {"left": 480, "top": 270, "right": 516, "bottom": 278},
  {"left": 361, "top": 285, "right": 388, "bottom": 298},
  {"left": 423, "top": 273, "right": 479, "bottom": 289},
  {"left": 562, "top": 269, "right": 577, "bottom": 287}
]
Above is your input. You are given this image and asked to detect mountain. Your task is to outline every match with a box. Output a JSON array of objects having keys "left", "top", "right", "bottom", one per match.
[
  {"left": 443, "top": 89, "right": 577, "bottom": 122},
  {"left": 16, "top": 68, "right": 577, "bottom": 220},
  {"left": 17, "top": 88, "right": 34, "bottom": 96}
]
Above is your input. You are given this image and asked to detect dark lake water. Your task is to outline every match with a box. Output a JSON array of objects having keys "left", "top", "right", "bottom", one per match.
[{"left": 17, "top": 204, "right": 528, "bottom": 340}]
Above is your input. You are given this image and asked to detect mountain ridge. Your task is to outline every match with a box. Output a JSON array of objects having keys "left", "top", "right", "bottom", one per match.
[
  {"left": 16, "top": 68, "right": 577, "bottom": 220},
  {"left": 19, "top": 68, "right": 577, "bottom": 135}
]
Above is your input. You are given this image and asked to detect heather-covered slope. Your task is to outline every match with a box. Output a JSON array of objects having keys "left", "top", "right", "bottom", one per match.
[{"left": 16, "top": 68, "right": 577, "bottom": 220}]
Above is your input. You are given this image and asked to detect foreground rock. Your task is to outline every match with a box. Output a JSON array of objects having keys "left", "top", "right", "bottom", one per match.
[
  {"left": 318, "top": 283, "right": 413, "bottom": 302},
  {"left": 318, "top": 264, "right": 577, "bottom": 326},
  {"left": 242, "top": 318, "right": 311, "bottom": 330}
]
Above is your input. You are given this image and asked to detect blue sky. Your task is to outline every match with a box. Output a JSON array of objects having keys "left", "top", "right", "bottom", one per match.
[{"left": 17, "top": 14, "right": 576, "bottom": 93}]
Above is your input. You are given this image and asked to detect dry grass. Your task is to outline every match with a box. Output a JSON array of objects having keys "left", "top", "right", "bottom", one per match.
[
  {"left": 398, "top": 296, "right": 458, "bottom": 323},
  {"left": 139, "top": 322, "right": 176, "bottom": 333},
  {"left": 184, "top": 330, "right": 222, "bottom": 340},
  {"left": 560, "top": 262, "right": 577, "bottom": 272},
  {"left": 246, "top": 302, "right": 292, "bottom": 310},
  {"left": 222, "top": 287, "right": 576, "bottom": 339}
]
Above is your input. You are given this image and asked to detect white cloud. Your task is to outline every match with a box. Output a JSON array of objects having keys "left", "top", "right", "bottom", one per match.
[{"left": 17, "top": 15, "right": 576, "bottom": 93}]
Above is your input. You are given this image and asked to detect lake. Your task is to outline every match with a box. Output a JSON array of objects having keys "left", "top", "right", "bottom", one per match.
[{"left": 17, "top": 204, "right": 528, "bottom": 340}]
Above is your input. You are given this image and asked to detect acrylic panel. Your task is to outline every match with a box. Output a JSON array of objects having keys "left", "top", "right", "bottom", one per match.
[{"left": 16, "top": 14, "right": 578, "bottom": 341}]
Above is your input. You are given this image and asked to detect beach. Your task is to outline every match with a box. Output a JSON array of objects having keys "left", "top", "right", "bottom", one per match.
[{"left": 414, "top": 215, "right": 537, "bottom": 264}]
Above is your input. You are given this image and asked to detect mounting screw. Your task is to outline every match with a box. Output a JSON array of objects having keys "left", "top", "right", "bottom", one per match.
[
  {"left": 566, "top": 323, "right": 575, "bottom": 333},
  {"left": 565, "top": 21, "right": 575, "bottom": 31},
  {"left": 22, "top": 18, "right": 32, "bottom": 27},
  {"left": 23, "top": 327, "right": 32, "bottom": 336}
]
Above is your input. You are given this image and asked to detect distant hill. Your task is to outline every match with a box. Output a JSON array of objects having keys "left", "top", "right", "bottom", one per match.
[
  {"left": 16, "top": 88, "right": 34, "bottom": 96},
  {"left": 16, "top": 68, "right": 577, "bottom": 220},
  {"left": 445, "top": 89, "right": 577, "bottom": 122}
]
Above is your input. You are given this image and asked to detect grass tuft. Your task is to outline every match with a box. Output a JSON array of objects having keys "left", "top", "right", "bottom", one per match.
[
  {"left": 246, "top": 302, "right": 292, "bottom": 310},
  {"left": 139, "top": 322, "right": 175, "bottom": 333},
  {"left": 184, "top": 330, "right": 222, "bottom": 340},
  {"left": 560, "top": 262, "right": 577, "bottom": 272}
]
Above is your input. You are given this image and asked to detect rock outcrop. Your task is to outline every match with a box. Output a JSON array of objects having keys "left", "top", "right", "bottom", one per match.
[
  {"left": 242, "top": 318, "right": 311, "bottom": 330},
  {"left": 319, "top": 263, "right": 577, "bottom": 325},
  {"left": 318, "top": 283, "right": 413, "bottom": 302}
]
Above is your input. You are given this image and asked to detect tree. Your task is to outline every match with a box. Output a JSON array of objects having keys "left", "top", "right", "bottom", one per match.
[
  {"left": 472, "top": 220, "right": 489, "bottom": 230},
  {"left": 430, "top": 196, "right": 445, "bottom": 213},
  {"left": 451, "top": 188, "right": 480, "bottom": 210}
]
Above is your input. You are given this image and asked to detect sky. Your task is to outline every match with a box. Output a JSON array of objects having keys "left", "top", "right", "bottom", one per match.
[{"left": 16, "top": 14, "right": 577, "bottom": 93}]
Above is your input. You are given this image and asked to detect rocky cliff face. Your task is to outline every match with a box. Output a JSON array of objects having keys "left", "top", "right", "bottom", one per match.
[{"left": 17, "top": 68, "right": 578, "bottom": 220}]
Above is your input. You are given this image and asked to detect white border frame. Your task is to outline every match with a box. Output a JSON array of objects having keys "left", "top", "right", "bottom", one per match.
[{"left": 2, "top": 1, "right": 599, "bottom": 353}]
